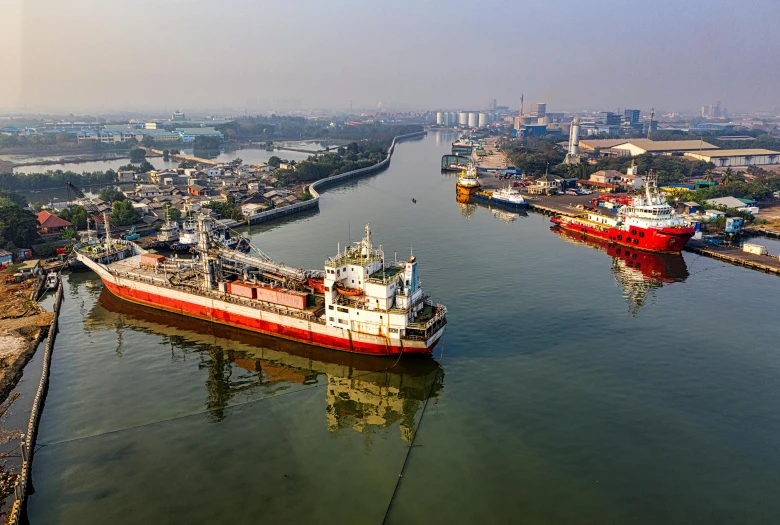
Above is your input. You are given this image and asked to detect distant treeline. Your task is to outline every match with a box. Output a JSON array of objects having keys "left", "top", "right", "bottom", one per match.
[
  {"left": 215, "top": 116, "right": 422, "bottom": 143},
  {"left": 0, "top": 169, "right": 117, "bottom": 191}
]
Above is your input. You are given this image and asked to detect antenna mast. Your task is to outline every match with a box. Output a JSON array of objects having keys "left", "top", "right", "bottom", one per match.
[{"left": 520, "top": 94, "right": 524, "bottom": 116}]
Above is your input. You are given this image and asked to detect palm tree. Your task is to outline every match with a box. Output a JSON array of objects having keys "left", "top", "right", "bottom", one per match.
[
  {"left": 721, "top": 167, "right": 734, "bottom": 185},
  {"left": 703, "top": 168, "right": 715, "bottom": 182}
]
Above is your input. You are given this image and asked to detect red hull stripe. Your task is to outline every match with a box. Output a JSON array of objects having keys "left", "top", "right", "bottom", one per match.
[
  {"left": 552, "top": 218, "right": 693, "bottom": 254},
  {"left": 102, "top": 281, "right": 431, "bottom": 356}
]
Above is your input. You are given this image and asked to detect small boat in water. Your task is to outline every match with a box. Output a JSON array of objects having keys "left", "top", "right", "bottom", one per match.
[{"left": 46, "top": 271, "right": 59, "bottom": 290}]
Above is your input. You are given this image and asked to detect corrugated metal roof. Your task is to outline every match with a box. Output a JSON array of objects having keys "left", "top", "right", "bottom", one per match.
[
  {"left": 613, "top": 139, "right": 719, "bottom": 152},
  {"left": 685, "top": 149, "right": 780, "bottom": 157}
]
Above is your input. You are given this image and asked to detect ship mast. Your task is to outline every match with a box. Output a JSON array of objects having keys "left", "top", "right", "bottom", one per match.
[
  {"left": 103, "top": 211, "right": 111, "bottom": 253},
  {"left": 197, "top": 215, "right": 214, "bottom": 289}
]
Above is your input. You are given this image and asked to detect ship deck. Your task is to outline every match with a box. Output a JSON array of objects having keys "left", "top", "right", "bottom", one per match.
[{"left": 105, "top": 255, "right": 326, "bottom": 318}]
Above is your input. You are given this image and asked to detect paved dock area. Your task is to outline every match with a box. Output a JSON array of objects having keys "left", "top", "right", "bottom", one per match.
[
  {"left": 474, "top": 137, "right": 508, "bottom": 172},
  {"left": 684, "top": 239, "right": 780, "bottom": 275}
]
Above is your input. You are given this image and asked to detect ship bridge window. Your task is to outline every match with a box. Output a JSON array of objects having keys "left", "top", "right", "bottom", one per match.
[
  {"left": 328, "top": 305, "right": 333, "bottom": 310},
  {"left": 337, "top": 307, "right": 348, "bottom": 313}
]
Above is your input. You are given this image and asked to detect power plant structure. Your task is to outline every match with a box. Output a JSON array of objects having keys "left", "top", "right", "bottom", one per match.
[{"left": 564, "top": 116, "right": 581, "bottom": 165}]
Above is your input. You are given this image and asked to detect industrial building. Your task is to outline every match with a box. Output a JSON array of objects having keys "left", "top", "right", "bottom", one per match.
[
  {"left": 684, "top": 149, "right": 780, "bottom": 167},
  {"left": 608, "top": 139, "right": 719, "bottom": 156}
]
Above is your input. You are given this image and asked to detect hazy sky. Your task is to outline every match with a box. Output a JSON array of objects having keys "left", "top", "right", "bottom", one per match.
[{"left": 2, "top": 0, "right": 779, "bottom": 113}]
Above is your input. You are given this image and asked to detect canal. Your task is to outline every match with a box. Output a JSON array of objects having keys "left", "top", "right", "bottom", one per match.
[{"left": 29, "top": 132, "right": 780, "bottom": 524}]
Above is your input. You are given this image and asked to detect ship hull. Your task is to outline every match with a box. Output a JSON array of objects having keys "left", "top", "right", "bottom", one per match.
[
  {"left": 456, "top": 183, "right": 480, "bottom": 195},
  {"left": 551, "top": 217, "right": 693, "bottom": 254},
  {"left": 81, "top": 256, "right": 442, "bottom": 357},
  {"left": 473, "top": 193, "right": 529, "bottom": 209}
]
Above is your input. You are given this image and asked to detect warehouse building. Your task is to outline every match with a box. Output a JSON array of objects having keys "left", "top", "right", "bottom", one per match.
[
  {"left": 684, "top": 149, "right": 780, "bottom": 167},
  {"left": 609, "top": 139, "right": 719, "bottom": 156}
]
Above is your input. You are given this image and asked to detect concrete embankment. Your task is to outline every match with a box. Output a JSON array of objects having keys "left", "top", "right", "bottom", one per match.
[
  {"left": 244, "top": 131, "right": 426, "bottom": 225},
  {"left": 7, "top": 281, "right": 63, "bottom": 524},
  {"left": 148, "top": 148, "right": 220, "bottom": 166}
]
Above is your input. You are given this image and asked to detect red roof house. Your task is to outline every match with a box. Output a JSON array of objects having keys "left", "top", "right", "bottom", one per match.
[{"left": 37, "top": 210, "right": 73, "bottom": 234}]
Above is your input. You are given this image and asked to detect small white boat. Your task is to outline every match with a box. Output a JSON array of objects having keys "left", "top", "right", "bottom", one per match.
[{"left": 46, "top": 272, "right": 59, "bottom": 290}]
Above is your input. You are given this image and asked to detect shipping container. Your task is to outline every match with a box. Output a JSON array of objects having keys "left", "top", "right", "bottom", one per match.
[
  {"left": 140, "top": 253, "right": 166, "bottom": 267},
  {"left": 227, "top": 281, "right": 256, "bottom": 299},
  {"left": 742, "top": 243, "right": 768, "bottom": 256},
  {"left": 255, "top": 285, "right": 307, "bottom": 310}
]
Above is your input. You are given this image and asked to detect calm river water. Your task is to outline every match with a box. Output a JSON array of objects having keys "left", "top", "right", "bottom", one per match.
[{"left": 29, "top": 132, "right": 780, "bottom": 524}]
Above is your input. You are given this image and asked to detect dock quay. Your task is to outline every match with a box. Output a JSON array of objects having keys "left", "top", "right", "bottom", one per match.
[
  {"left": 684, "top": 239, "right": 780, "bottom": 276},
  {"left": 744, "top": 226, "right": 780, "bottom": 239},
  {"left": 524, "top": 193, "right": 597, "bottom": 218}
]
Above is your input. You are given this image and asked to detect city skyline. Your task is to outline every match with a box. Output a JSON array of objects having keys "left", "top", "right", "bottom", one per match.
[{"left": 1, "top": 0, "right": 779, "bottom": 113}]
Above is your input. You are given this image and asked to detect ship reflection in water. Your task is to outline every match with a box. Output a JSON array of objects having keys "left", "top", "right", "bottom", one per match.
[
  {"left": 456, "top": 193, "right": 528, "bottom": 224},
  {"left": 87, "top": 289, "right": 443, "bottom": 442},
  {"left": 552, "top": 227, "right": 689, "bottom": 316}
]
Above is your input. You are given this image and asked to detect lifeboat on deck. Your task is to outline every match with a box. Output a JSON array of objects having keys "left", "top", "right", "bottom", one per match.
[
  {"left": 307, "top": 277, "right": 326, "bottom": 293},
  {"left": 335, "top": 282, "right": 364, "bottom": 296}
]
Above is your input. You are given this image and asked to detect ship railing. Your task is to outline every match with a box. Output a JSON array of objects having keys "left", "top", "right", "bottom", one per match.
[
  {"left": 110, "top": 270, "right": 327, "bottom": 325},
  {"left": 408, "top": 302, "right": 447, "bottom": 330}
]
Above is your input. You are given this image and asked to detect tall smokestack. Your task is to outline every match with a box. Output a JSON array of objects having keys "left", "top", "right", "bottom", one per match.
[{"left": 568, "top": 117, "right": 580, "bottom": 156}]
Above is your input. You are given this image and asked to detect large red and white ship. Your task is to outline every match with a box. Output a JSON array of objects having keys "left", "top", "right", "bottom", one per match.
[
  {"left": 74, "top": 220, "right": 447, "bottom": 356},
  {"left": 551, "top": 174, "right": 694, "bottom": 254}
]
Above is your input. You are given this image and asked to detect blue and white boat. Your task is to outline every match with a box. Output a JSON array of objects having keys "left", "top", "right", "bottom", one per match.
[{"left": 474, "top": 186, "right": 529, "bottom": 209}]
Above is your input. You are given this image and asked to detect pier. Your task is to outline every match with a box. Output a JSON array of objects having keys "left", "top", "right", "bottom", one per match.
[{"left": 684, "top": 239, "right": 780, "bottom": 276}]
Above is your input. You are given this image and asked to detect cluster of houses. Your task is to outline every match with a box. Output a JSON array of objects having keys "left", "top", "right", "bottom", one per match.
[
  {"left": 118, "top": 163, "right": 308, "bottom": 225},
  {"left": 40, "top": 161, "right": 310, "bottom": 231}
]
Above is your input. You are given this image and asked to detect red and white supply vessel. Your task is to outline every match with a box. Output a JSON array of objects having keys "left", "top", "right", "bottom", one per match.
[
  {"left": 551, "top": 173, "right": 694, "bottom": 253},
  {"left": 75, "top": 220, "right": 446, "bottom": 356}
]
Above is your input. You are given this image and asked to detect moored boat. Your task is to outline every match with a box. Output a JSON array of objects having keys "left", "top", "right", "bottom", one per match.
[
  {"left": 45, "top": 271, "right": 59, "bottom": 290},
  {"left": 551, "top": 173, "right": 694, "bottom": 254},
  {"left": 456, "top": 163, "right": 480, "bottom": 196},
  {"left": 75, "top": 220, "right": 447, "bottom": 356},
  {"left": 473, "top": 186, "right": 529, "bottom": 209}
]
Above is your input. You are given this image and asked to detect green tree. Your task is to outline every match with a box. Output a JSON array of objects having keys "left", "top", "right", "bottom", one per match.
[
  {"left": 0, "top": 204, "right": 38, "bottom": 250},
  {"left": 162, "top": 149, "right": 170, "bottom": 161},
  {"left": 268, "top": 156, "right": 282, "bottom": 168},
  {"left": 178, "top": 159, "right": 197, "bottom": 169},
  {"left": 165, "top": 205, "right": 181, "bottom": 221},
  {"left": 61, "top": 227, "right": 76, "bottom": 240},
  {"left": 0, "top": 190, "right": 28, "bottom": 208},
  {"left": 137, "top": 160, "right": 155, "bottom": 173},
  {"left": 206, "top": 199, "right": 242, "bottom": 221},
  {"left": 141, "top": 136, "right": 156, "bottom": 147},
  {"left": 129, "top": 148, "right": 147, "bottom": 163},
  {"left": 722, "top": 168, "right": 735, "bottom": 185},
  {"left": 98, "top": 187, "right": 126, "bottom": 202},
  {"left": 58, "top": 205, "right": 89, "bottom": 230},
  {"left": 110, "top": 200, "right": 139, "bottom": 226}
]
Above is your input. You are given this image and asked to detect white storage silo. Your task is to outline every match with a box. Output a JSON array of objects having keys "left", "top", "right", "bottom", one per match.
[
  {"left": 468, "top": 112, "right": 478, "bottom": 128},
  {"left": 478, "top": 113, "right": 488, "bottom": 127},
  {"left": 458, "top": 112, "right": 468, "bottom": 126},
  {"left": 436, "top": 112, "right": 444, "bottom": 125}
]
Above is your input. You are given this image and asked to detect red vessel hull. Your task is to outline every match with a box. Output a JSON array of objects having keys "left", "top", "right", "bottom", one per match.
[
  {"left": 552, "top": 227, "right": 689, "bottom": 283},
  {"left": 551, "top": 216, "right": 693, "bottom": 254},
  {"left": 101, "top": 280, "right": 438, "bottom": 357}
]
